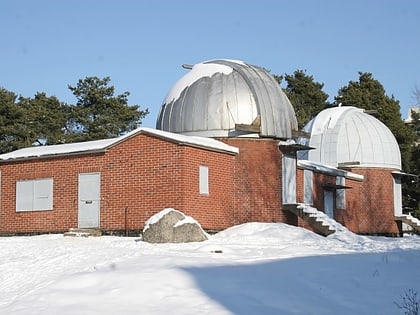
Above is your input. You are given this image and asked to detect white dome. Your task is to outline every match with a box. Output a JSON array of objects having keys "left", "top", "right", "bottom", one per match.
[
  {"left": 156, "top": 59, "right": 297, "bottom": 138},
  {"left": 299, "top": 106, "right": 401, "bottom": 170}
]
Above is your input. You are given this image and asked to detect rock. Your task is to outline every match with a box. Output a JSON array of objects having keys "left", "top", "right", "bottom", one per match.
[{"left": 143, "top": 208, "right": 208, "bottom": 243}]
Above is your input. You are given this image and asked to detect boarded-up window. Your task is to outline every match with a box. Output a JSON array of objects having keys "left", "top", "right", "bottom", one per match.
[
  {"left": 393, "top": 176, "right": 402, "bottom": 216},
  {"left": 16, "top": 178, "right": 53, "bottom": 212},
  {"left": 199, "top": 165, "right": 209, "bottom": 195},
  {"left": 282, "top": 154, "right": 296, "bottom": 204},
  {"left": 303, "top": 170, "right": 313, "bottom": 205},
  {"left": 336, "top": 176, "right": 346, "bottom": 210}
]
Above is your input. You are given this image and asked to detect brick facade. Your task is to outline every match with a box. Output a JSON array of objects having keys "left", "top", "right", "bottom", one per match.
[
  {"left": 220, "top": 138, "right": 295, "bottom": 226},
  {"left": 0, "top": 132, "right": 401, "bottom": 236},
  {"left": 0, "top": 133, "right": 236, "bottom": 235},
  {"left": 296, "top": 167, "right": 400, "bottom": 235},
  {"left": 335, "top": 168, "right": 399, "bottom": 235}
]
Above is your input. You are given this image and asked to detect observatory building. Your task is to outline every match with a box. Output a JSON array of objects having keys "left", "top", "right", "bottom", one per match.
[{"left": 0, "top": 59, "right": 410, "bottom": 236}]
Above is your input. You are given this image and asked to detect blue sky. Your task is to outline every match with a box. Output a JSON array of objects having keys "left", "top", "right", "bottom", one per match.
[{"left": 1, "top": 0, "right": 419, "bottom": 128}]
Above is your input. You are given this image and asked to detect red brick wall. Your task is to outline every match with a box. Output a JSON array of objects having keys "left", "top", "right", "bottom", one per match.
[
  {"left": 101, "top": 134, "right": 236, "bottom": 232},
  {"left": 181, "top": 148, "right": 236, "bottom": 230},
  {"left": 296, "top": 167, "right": 400, "bottom": 235},
  {"left": 336, "top": 168, "right": 399, "bottom": 235},
  {"left": 219, "top": 138, "right": 295, "bottom": 225},
  {"left": 0, "top": 133, "right": 237, "bottom": 235},
  {"left": 100, "top": 135, "right": 186, "bottom": 233},
  {"left": 0, "top": 153, "right": 103, "bottom": 234},
  {"left": 1, "top": 132, "right": 400, "bottom": 236}
]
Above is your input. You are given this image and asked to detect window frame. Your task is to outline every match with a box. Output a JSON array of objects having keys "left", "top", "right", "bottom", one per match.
[{"left": 16, "top": 178, "right": 53, "bottom": 212}]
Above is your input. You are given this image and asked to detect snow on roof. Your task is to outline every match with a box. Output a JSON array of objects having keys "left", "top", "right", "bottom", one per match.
[
  {"left": 163, "top": 61, "right": 233, "bottom": 104},
  {"left": 298, "top": 160, "right": 364, "bottom": 181},
  {"left": 148, "top": 127, "right": 239, "bottom": 154},
  {"left": 0, "top": 138, "right": 117, "bottom": 161},
  {"left": 0, "top": 127, "right": 239, "bottom": 161}
]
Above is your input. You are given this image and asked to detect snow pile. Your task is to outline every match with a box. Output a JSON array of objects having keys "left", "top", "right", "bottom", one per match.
[{"left": 1, "top": 223, "right": 420, "bottom": 314}]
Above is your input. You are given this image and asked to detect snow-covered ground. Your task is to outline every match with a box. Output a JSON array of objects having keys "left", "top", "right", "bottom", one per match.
[{"left": 1, "top": 223, "right": 420, "bottom": 315}]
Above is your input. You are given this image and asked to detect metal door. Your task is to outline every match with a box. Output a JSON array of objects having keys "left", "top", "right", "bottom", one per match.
[
  {"left": 324, "top": 190, "right": 334, "bottom": 218},
  {"left": 78, "top": 173, "right": 100, "bottom": 228}
]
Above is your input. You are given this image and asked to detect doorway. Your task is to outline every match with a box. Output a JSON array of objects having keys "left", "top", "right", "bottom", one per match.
[{"left": 78, "top": 173, "right": 101, "bottom": 228}]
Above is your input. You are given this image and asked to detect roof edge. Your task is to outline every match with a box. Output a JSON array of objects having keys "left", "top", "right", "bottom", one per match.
[
  {"left": 297, "top": 160, "right": 364, "bottom": 181},
  {"left": 0, "top": 128, "right": 239, "bottom": 162}
]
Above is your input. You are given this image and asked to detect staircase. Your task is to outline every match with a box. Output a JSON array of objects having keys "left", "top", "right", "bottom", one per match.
[
  {"left": 283, "top": 204, "right": 336, "bottom": 236},
  {"left": 395, "top": 214, "right": 420, "bottom": 234},
  {"left": 64, "top": 228, "right": 102, "bottom": 237}
]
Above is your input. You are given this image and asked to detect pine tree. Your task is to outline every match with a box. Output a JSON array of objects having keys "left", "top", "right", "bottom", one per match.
[
  {"left": 336, "top": 72, "right": 415, "bottom": 171},
  {"left": 280, "top": 70, "right": 330, "bottom": 129},
  {"left": 0, "top": 88, "right": 26, "bottom": 153},
  {"left": 18, "top": 93, "right": 67, "bottom": 146},
  {"left": 66, "top": 76, "right": 149, "bottom": 142},
  {"left": 405, "top": 89, "right": 420, "bottom": 216}
]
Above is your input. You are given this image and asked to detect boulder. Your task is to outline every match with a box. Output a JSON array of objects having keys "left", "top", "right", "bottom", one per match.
[{"left": 143, "top": 208, "right": 208, "bottom": 243}]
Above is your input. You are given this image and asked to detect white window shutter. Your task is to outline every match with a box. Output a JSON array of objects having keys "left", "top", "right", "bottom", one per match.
[{"left": 199, "top": 166, "right": 209, "bottom": 195}]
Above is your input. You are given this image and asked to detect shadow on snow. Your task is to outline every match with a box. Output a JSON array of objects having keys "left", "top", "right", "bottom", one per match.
[{"left": 182, "top": 250, "right": 420, "bottom": 315}]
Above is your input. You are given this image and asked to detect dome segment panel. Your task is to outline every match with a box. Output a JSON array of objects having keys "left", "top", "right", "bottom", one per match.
[
  {"left": 157, "top": 59, "right": 297, "bottom": 138},
  {"left": 299, "top": 106, "right": 401, "bottom": 170}
]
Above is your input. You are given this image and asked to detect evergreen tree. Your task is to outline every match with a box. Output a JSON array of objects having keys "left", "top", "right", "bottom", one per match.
[
  {"left": 281, "top": 70, "right": 330, "bottom": 129},
  {"left": 336, "top": 72, "right": 415, "bottom": 171},
  {"left": 404, "top": 89, "right": 420, "bottom": 216},
  {"left": 404, "top": 109, "right": 420, "bottom": 216},
  {"left": 66, "top": 76, "right": 148, "bottom": 142},
  {"left": 0, "top": 88, "right": 26, "bottom": 153},
  {"left": 18, "top": 93, "right": 67, "bottom": 146}
]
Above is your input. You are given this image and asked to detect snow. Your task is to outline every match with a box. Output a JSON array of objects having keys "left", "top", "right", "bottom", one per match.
[
  {"left": 163, "top": 61, "right": 233, "bottom": 104},
  {"left": 1, "top": 223, "right": 420, "bottom": 314},
  {"left": 278, "top": 139, "right": 296, "bottom": 146},
  {"left": 298, "top": 159, "right": 364, "bottom": 181},
  {"left": 0, "top": 127, "right": 238, "bottom": 161},
  {"left": 144, "top": 127, "right": 239, "bottom": 154},
  {"left": 0, "top": 138, "right": 116, "bottom": 160},
  {"left": 143, "top": 208, "right": 204, "bottom": 230},
  {"left": 144, "top": 208, "right": 177, "bottom": 228},
  {"left": 174, "top": 215, "right": 202, "bottom": 228}
]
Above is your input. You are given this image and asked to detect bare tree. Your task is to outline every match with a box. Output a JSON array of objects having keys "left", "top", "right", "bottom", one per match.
[{"left": 395, "top": 289, "right": 419, "bottom": 315}]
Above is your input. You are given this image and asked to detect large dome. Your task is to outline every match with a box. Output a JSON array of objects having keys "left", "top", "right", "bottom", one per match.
[
  {"left": 299, "top": 106, "right": 401, "bottom": 170},
  {"left": 156, "top": 59, "right": 298, "bottom": 138}
]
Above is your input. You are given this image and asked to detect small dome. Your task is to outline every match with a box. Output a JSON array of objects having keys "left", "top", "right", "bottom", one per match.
[
  {"left": 156, "top": 59, "right": 297, "bottom": 138},
  {"left": 299, "top": 106, "right": 401, "bottom": 170}
]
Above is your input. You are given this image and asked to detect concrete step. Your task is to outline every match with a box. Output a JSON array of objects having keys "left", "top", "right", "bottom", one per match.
[
  {"left": 395, "top": 215, "right": 420, "bottom": 234},
  {"left": 283, "top": 203, "right": 336, "bottom": 236},
  {"left": 64, "top": 228, "right": 102, "bottom": 237}
]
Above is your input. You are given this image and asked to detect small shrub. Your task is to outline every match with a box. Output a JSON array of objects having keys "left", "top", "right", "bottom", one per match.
[{"left": 395, "top": 289, "right": 419, "bottom": 315}]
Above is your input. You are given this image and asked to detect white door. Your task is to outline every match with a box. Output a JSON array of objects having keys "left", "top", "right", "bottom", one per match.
[
  {"left": 282, "top": 154, "right": 296, "bottom": 204},
  {"left": 324, "top": 190, "right": 334, "bottom": 218},
  {"left": 78, "top": 173, "right": 100, "bottom": 228}
]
